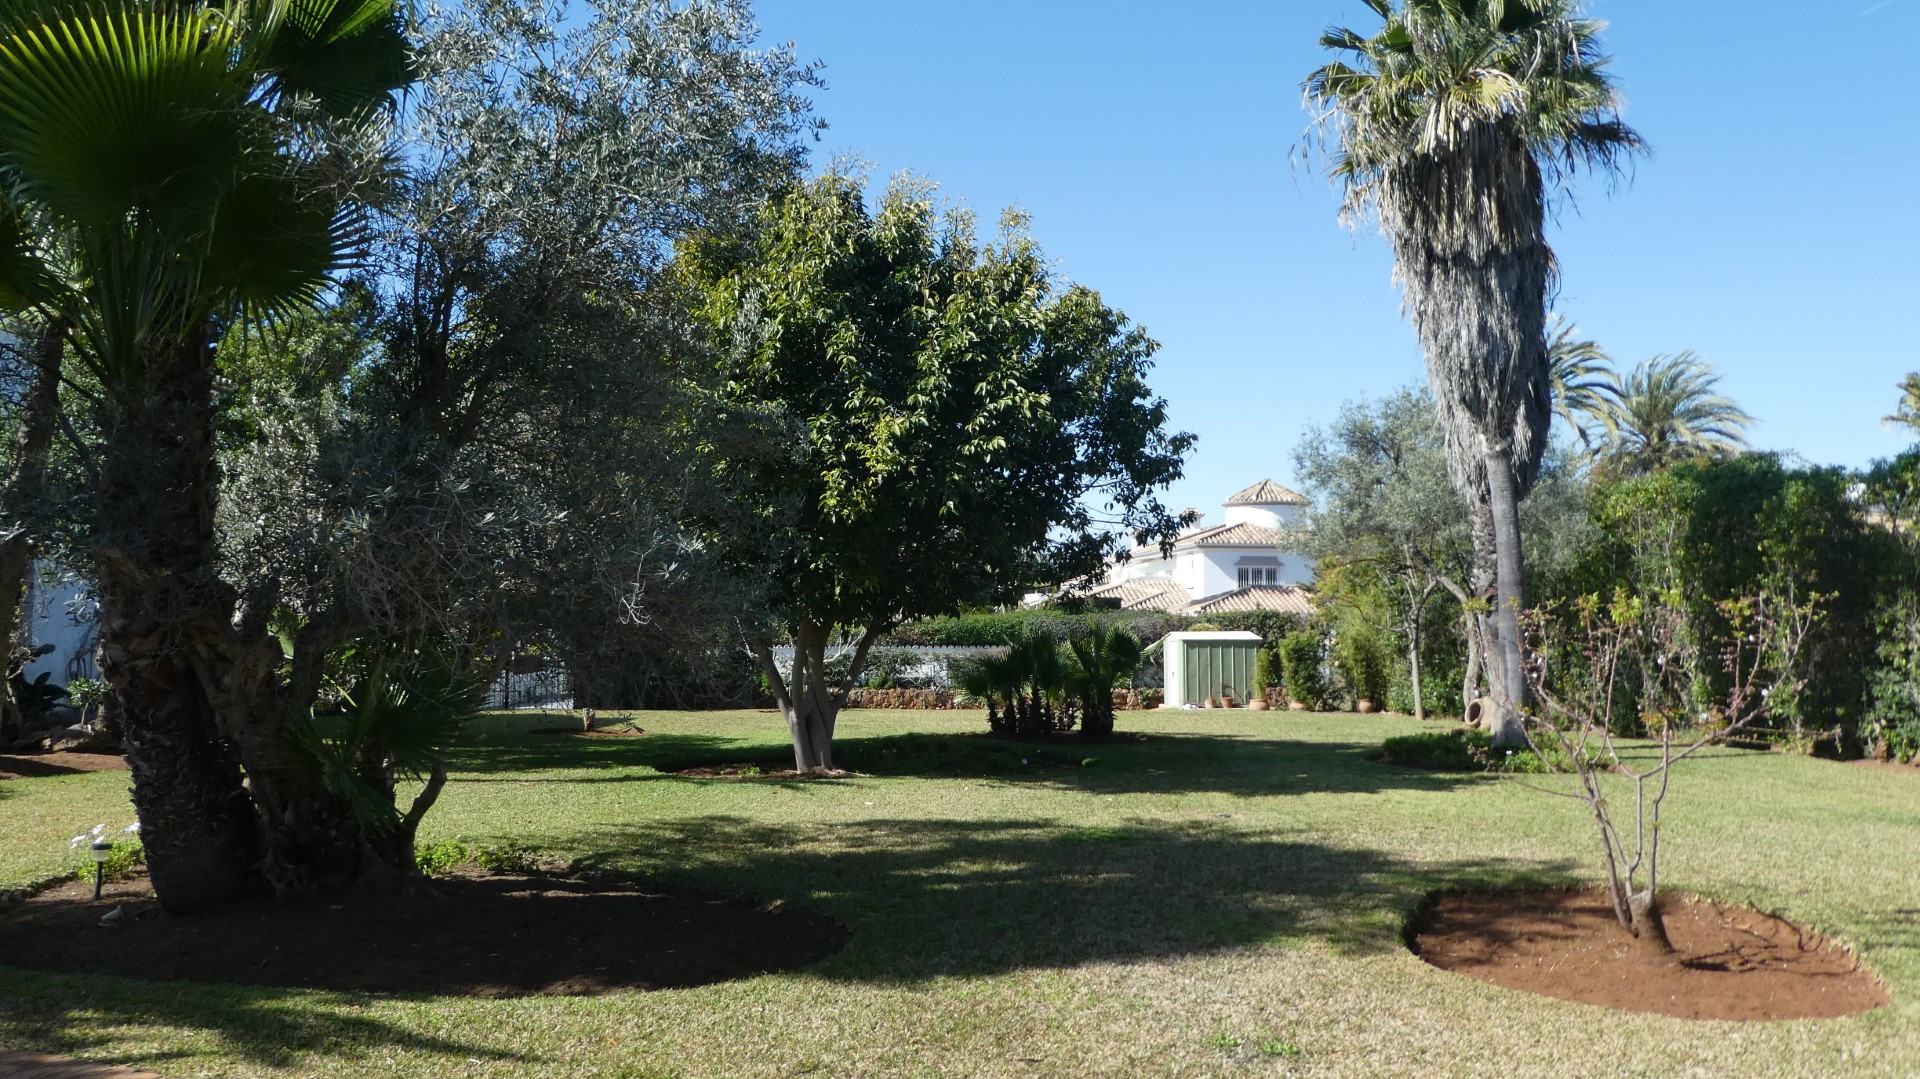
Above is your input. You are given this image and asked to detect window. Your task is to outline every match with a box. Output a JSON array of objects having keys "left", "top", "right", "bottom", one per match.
[{"left": 1237, "top": 567, "right": 1278, "bottom": 587}]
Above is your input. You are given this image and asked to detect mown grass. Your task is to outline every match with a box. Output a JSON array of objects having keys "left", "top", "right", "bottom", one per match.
[{"left": 2, "top": 708, "right": 1916, "bottom": 1078}]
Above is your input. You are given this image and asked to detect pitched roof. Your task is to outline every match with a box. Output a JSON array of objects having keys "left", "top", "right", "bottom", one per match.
[
  {"left": 1224, "top": 479, "right": 1308, "bottom": 507},
  {"left": 1183, "top": 585, "right": 1317, "bottom": 616},
  {"left": 1184, "top": 522, "right": 1289, "bottom": 548},
  {"left": 1074, "top": 577, "right": 1190, "bottom": 612}
]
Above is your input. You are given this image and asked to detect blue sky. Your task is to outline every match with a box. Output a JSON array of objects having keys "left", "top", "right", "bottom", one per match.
[{"left": 753, "top": 0, "right": 1920, "bottom": 520}]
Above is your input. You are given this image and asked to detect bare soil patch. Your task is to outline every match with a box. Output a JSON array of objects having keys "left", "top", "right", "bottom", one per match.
[
  {"left": 0, "top": 750, "right": 128, "bottom": 779},
  {"left": 1411, "top": 888, "right": 1887, "bottom": 1021},
  {"left": 0, "top": 1050, "right": 165, "bottom": 1077},
  {"left": 0, "top": 868, "right": 845, "bottom": 997},
  {"left": 528, "top": 725, "right": 649, "bottom": 738}
]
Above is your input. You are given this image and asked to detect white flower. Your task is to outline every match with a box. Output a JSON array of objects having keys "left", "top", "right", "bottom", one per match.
[{"left": 122, "top": 822, "right": 140, "bottom": 834}]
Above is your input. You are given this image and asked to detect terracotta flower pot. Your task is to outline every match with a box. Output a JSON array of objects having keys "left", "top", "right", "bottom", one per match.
[
  {"left": 1357, "top": 699, "right": 1377, "bottom": 715},
  {"left": 1287, "top": 701, "right": 1309, "bottom": 712},
  {"left": 1247, "top": 699, "right": 1269, "bottom": 711},
  {"left": 1221, "top": 695, "right": 1238, "bottom": 709}
]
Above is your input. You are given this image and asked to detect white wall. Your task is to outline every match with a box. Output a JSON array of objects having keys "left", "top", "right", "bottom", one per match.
[
  {"left": 20, "top": 565, "right": 96, "bottom": 684},
  {"left": 1221, "top": 502, "right": 1306, "bottom": 530}
]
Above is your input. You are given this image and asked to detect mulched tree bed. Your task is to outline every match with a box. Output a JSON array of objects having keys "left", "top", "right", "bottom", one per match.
[
  {"left": 0, "top": 868, "right": 846, "bottom": 997},
  {"left": 0, "top": 750, "right": 128, "bottom": 779},
  {"left": 1410, "top": 888, "right": 1887, "bottom": 1021}
]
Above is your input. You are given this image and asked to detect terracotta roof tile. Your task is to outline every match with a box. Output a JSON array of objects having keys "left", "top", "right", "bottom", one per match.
[
  {"left": 1183, "top": 585, "right": 1317, "bottom": 616},
  {"left": 1224, "top": 479, "right": 1308, "bottom": 506},
  {"left": 1074, "top": 577, "right": 1190, "bottom": 612}
]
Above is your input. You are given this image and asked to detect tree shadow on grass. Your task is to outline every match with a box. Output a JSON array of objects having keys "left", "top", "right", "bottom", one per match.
[
  {"left": 444, "top": 730, "right": 749, "bottom": 778},
  {"left": 0, "top": 974, "right": 534, "bottom": 1071},
  {"left": 562, "top": 814, "right": 1580, "bottom": 983},
  {"left": 639, "top": 730, "right": 1485, "bottom": 800}
]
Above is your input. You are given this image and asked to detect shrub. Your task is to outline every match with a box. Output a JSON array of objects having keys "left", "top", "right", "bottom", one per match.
[
  {"left": 1332, "top": 626, "right": 1389, "bottom": 706},
  {"left": 1252, "top": 647, "right": 1276, "bottom": 695},
  {"left": 1279, "top": 631, "right": 1326, "bottom": 710},
  {"left": 1377, "top": 729, "right": 1548, "bottom": 774},
  {"left": 67, "top": 824, "right": 143, "bottom": 881}
]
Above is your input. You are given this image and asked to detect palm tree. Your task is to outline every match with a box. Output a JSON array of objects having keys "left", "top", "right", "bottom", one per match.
[
  {"left": 1547, "top": 314, "right": 1617, "bottom": 446},
  {"left": 1066, "top": 624, "right": 1144, "bottom": 738},
  {"left": 1883, "top": 373, "right": 1920, "bottom": 435},
  {"left": 0, "top": 0, "right": 409, "bottom": 912},
  {"left": 1304, "top": 0, "right": 1642, "bottom": 743},
  {"left": 1593, "top": 352, "right": 1752, "bottom": 475}
]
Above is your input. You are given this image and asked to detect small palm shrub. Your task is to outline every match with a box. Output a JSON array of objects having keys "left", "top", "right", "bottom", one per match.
[
  {"left": 958, "top": 631, "right": 1080, "bottom": 736},
  {"left": 1066, "top": 624, "right": 1143, "bottom": 737}
]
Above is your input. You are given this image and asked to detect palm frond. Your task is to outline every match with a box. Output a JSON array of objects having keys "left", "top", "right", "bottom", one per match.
[
  {"left": 1595, "top": 351, "right": 1752, "bottom": 474},
  {"left": 0, "top": 3, "right": 245, "bottom": 229}
]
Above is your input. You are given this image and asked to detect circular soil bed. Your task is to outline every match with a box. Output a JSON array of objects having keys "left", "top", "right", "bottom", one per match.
[
  {"left": 0, "top": 868, "right": 845, "bottom": 997},
  {"left": 1411, "top": 889, "right": 1887, "bottom": 1021},
  {"left": 0, "top": 750, "right": 128, "bottom": 779}
]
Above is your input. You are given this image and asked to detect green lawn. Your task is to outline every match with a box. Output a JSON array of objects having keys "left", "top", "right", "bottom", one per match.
[{"left": 2, "top": 709, "right": 1916, "bottom": 1078}]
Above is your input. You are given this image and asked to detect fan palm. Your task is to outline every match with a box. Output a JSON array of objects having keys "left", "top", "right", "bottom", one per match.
[
  {"left": 1066, "top": 623, "right": 1143, "bottom": 738},
  {"left": 1304, "top": 0, "right": 1642, "bottom": 743},
  {"left": 1883, "top": 373, "right": 1920, "bottom": 435},
  {"left": 0, "top": 0, "right": 409, "bottom": 912},
  {"left": 1546, "top": 314, "right": 1616, "bottom": 446},
  {"left": 1594, "top": 352, "right": 1751, "bottom": 475}
]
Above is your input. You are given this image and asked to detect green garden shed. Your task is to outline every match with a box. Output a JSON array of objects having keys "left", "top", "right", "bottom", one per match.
[{"left": 1158, "top": 631, "right": 1263, "bottom": 707}]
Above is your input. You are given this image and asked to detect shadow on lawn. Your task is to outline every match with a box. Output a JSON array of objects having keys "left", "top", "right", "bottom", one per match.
[
  {"left": 0, "top": 975, "right": 531, "bottom": 1071},
  {"left": 447, "top": 725, "right": 1487, "bottom": 801},
  {"left": 564, "top": 814, "right": 1578, "bottom": 982}
]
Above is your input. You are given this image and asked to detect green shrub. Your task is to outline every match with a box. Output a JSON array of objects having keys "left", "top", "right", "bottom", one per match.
[
  {"left": 1376, "top": 729, "right": 1550, "bottom": 774},
  {"left": 67, "top": 826, "right": 143, "bottom": 882},
  {"left": 1279, "top": 631, "right": 1325, "bottom": 710},
  {"left": 413, "top": 839, "right": 473, "bottom": 877},
  {"left": 1332, "top": 627, "right": 1389, "bottom": 705},
  {"left": 412, "top": 839, "right": 543, "bottom": 876},
  {"left": 1252, "top": 647, "right": 1276, "bottom": 695}
]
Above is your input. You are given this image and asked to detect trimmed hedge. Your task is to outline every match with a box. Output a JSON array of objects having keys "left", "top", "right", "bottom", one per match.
[{"left": 885, "top": 607, "right": 1308, "bottom": 649}]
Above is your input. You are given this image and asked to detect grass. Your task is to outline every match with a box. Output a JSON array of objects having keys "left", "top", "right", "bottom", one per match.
[{"left": 1, "top": 707, "right": 1916, "bottom": 1077}]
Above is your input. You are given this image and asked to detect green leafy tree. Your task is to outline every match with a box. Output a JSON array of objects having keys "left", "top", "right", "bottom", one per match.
[
  {"left": 1863, "top": 451, "right": 1920, "bottom": 763},
  {"left": 1304, "top": 0, "right": 1643, "bottom": 744},
  {"left": 1594, "top": 352, "right": 1752, "bottom": 475},
  {"left": 1295, "top": 387, "right": 1472, "bottom": 720},
  {"left": 690, "top": 173, "right": 1191, "bottom": 771},
  {"left": 0, "top": 0, "right": 410, "bottom": 912}
]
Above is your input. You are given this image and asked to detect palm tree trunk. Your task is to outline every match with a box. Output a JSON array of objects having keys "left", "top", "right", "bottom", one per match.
[
  {"left": 0, "top": 322, "right": 63, "bottom": 748},
  {"left": 1483, "top": 453, "right": 1529, "bottom": 746},
  {"left": 93, "top": 328, "right": 254, "bottom": 913}
]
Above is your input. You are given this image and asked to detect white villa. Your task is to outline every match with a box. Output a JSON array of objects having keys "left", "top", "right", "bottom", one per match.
[{"left": 1058, "top": 480, "right": 1316, "bottom": 616}]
